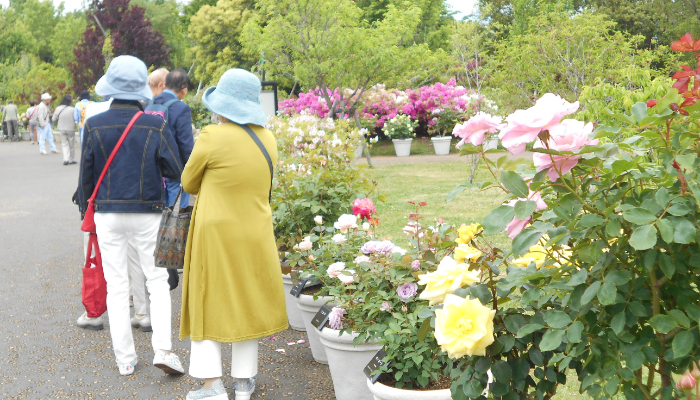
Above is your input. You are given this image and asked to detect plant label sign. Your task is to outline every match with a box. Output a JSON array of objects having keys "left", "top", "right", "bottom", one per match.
[
  {"left": 310, "top": 304, "right": 332, "bottom": 331},
  {"left": 364, "top": 348, "right": 390, "bottom": 384},
  {"left": 289, "top": 277, "right": 308, "bottom": 298}
]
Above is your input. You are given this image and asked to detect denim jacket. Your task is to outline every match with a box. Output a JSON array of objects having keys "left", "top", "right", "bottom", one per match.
[{"left": 78, "top": 100, "right": 183, "bottom": 215}]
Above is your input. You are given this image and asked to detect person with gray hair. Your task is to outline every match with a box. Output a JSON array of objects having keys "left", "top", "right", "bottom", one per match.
[{"left": 36, "top": 94, "right": 59, "bottom": 154}]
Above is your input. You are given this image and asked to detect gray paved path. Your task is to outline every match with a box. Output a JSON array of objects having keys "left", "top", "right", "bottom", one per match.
[{"left": 0, "top": 141, "right": 334, "bottom": 399}]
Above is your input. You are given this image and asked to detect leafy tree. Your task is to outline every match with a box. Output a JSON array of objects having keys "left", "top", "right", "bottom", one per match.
[
  {"left": 49, "top": 12, "right": 88, "bottom": 67},
  {"left": 132, "top": 0, "right": 192, "bottom": 69},
  {"left": 181, "top": 0, "right": 218, "bottom": 25},
  {"left": 0, "top": 8, "right": 35, "bottom": 64},
  {"left": 70, "top": 0, "right": 172, "bottom": 92},
  {"left": 9, "top": 0, "right": 59, "bottom": 62},
  {"left": 485, "top": 11, "right": 659, "bottom": 111},
  {"left": 242, "top": 0, "right": 445, "bottom": 119},
  {"left": 188, "top": 0, "right": 256, "bottom": 86},
  {"left": 0, "top": 54, "right": 72, "bottom": 103}
]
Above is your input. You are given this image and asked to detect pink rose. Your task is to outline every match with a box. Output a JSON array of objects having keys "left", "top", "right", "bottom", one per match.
[
  {"left": 328, "top": 307, "right": 345, "bottom": 330},
  {"left": 411, "top": 260, "right": 421, "bottom": 270},
  {"left": 327, "top": 262, "right": 346, "bottom": 278},
  {"left": 532, "top": 119, "right": 598, "bottom": 181},
  {"left": 505, "top": 190, "right": 547, "bottom": 239},
  {"left": 355, "top": 255, "right": 371, "bottom": 264},
  {"left": 351, "top": 198, "right": 376, "bottom": 220},
  {"left": 452, "top": 112, "right": 503, "bottom": 147},
  {"left": 298, "top": 239, "right": 313, "bottom": 251},
  {"left": 337, "top": 270, "right": 356, "bottom": 284},
  {"left": 499, "top": 94, "right": 579, "bottom": 155},
  {"left": 380, "top": 301, "right": 392, "bottom": 311},
  {"left": 397, "top": 282, "right": 418, "bottom": 302}
]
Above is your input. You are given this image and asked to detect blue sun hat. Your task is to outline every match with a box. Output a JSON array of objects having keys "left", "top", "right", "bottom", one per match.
[
  {"left": 202, "top": 69, "right": 267, "bottom": 127},
  {"left": 95, "top": 55, "right": 153, "bottom": 102}
]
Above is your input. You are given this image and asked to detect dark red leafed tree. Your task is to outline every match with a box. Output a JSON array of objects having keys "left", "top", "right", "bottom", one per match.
[{"left": 70, "top": 0, "right": 172, "bottom": 92}]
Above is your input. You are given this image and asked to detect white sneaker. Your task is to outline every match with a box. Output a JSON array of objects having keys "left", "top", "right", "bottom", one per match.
[
  {"left": 153, "top": 350, "right": 184, "bottom": 375},
  {"left": 77, "top": 312, "right": 104, "bottom": 331},
  {"left": 233, "top": 378, "right": 255, "bottom": 400},
  {"left": 130, "top": 314, "right": 152, "bottom": 332},
  {"left": 118, "top": 359, "right": 138, "bottom": 376}
]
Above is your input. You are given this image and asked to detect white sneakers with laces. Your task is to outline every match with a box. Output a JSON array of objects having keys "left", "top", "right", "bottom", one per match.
[{"left": 153, "top": 350, "right": 185, "bottom": 375}]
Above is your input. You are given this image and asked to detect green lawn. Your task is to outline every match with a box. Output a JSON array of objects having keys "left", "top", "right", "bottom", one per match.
[
  {"left": 370, "top": 160, "right": 509, "bottom": 249},
  {"left": 369, "top": 137, "right": 460, "bottom": 157},
  {"left": 370, "top": 160, "right": 598, "bottom": 400}
]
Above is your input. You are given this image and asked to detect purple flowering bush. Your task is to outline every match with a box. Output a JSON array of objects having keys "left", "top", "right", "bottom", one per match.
[{"left": 279, "top": 80, "right": 499, "bottom": 133}]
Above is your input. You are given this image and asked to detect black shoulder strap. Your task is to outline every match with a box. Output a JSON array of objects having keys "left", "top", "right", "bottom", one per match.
[{"left": 234, "top": 122, "right": 273, "bottom": 203}]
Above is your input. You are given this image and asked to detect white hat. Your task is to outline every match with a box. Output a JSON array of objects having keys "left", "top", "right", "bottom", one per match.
[{"left": 40, "top": 93, "right": 52, "bottom": 100}]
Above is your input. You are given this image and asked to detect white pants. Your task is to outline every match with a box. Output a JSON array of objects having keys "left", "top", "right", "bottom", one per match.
[
  {"left": 83, "top": 232, "right": 150, "bottom": 315},
  {"left": 59, "top": 130, "right": 76, "bottom": 162},
  {"left": 94, "top": 213, "right": 171, "bottom": 364},
  {"left": 190, "top": 339, "right": 259, "bottom": 379}
]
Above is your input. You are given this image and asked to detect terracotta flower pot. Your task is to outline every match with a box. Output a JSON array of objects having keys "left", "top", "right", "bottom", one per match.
[
  {"left": 319, "top": 328, "right": 383, "bottom": 400},
  {"left": 281, "top": 274, "right": 306, "bottom": 332},
  {"left": 366, "top": 379, "right": 453, "bottom": 400},
  {"left": 295, "top": 293, "right": 335, "bottom": 364}
]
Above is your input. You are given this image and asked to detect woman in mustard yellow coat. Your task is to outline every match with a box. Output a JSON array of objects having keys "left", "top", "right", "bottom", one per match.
[{"left": 180, "top": 69, "right": 288, "bottom": 400}]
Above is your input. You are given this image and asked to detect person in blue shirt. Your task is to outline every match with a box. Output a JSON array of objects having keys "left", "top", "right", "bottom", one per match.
[
  {"left": 74, "top": 91, "right": 92, "bottom": 142},
  {"left": 152, "top": 69, "right": 194, "bottom": 208}
]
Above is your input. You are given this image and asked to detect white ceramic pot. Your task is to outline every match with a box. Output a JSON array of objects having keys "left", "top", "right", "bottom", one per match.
[
  {"left": 281, "top": 274, "right": 306, "bottom": 332},
  {"left": 366, "top": 379, "right": 453, "bottom": 400},
  {"left": 431, "top": 136, "right": 452, "bottom": 155},
  {"left": 21, "top": 131, "right": 31, "bottom": 141},
  {"left": 296, "top": 293, "right": 335, "bottom": 364},
  {"left": 53, "top": 132, "right": 61, "bottom": 144},
  {"left": 483, "top": 137, "right": 499, "bottom": 151},
  {"left": 354, "top": 141, "right": 365, "bottom": 159},
  {"left": 319, "top": 328, "right": 383, "bottom": 400},
  {"left": 391, "top": 138, "right": 413, "bottom": 157}
]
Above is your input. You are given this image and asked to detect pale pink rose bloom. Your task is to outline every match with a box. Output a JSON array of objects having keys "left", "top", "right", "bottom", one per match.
[
  {"left": 380, "top": 301, "right": 392, "bottom": 311},
  {"left": 337, "top": 270, "right": 356, "bottom": 284},
  {"left": 334, "top": 214, "right": 358, "bottom": 231},
  {"left": 332, "top": 233, "right": 347, "bottom": 244},
  {"left": 532, "top": 119, "right": 598, "bottom": 181},
  {"left": 499, "top": 94, "right": 579, "bottom": 155},
  {"left": 504, "top": 190, "right": 548, "bottom": 239},
  {"left": 328, "top": 307, "right": 345, "bottom": 330},
  {"left": 327, "top": 262, "right": 346, "bottom": 277},
  {"left": 452, "top": 112, "right": 504, "bottom": 148},
  {"left": 298, "top": 240, "right": 313, "bottom": 251},
  {"left": 355, "top": 255, "right": 371, "bottom": 264}
]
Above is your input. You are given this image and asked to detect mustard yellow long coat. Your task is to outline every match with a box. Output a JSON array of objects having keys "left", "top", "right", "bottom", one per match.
[{"left": 179, "top": 123, "right": 288, "bottom": 342}]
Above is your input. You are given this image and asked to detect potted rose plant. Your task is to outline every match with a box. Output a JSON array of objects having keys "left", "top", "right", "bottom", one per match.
[
  {"left": 383, "top": 114, "right": 417, "bottom": 157},
  {"left": 429, "top": 108, "right": 461, "bottom": 155}
]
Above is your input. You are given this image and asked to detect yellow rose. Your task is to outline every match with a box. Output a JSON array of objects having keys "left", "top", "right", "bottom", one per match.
[
  {"left": 417, "top": 256, "right": 480, "bottom": 305},
  {"left": 455, "top": 223, "right": 483, "bottom": 244},
  {"left": 513, "top": 244, "right": 571, "bottom": 268},
  {"left": 435, "top": 294, "right": 496, "bottom": 358},
  {"left": 454, "top": 244, "right": 482, "bottom": 264}
]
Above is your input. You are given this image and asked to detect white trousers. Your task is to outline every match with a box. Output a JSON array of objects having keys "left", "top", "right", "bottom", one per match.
[
  {"left": 83, "top": 232, "right": 150, "bottom": 315},
  {"left": 94, "top": 213, "right": 171, "bottom": 364},
  {"left": 189, "top": 339, "right": 259, "bottom": 379}
]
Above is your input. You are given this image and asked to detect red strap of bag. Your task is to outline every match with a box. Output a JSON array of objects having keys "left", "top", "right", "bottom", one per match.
[{"left": 81, "top": 111, "right": 143, "bottom": 233}]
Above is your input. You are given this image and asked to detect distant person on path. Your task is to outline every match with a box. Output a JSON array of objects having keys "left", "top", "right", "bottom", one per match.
[
  {"left": 78, "top": 55, "right": 184, "bottom": 377},
  {"left": 36, "top": 93, "right": 58, "bottom": 155},
  {"left": 74, "top": 91, "right": 93, "bottom": 141},
  {"left": 2, "top": 100, "right": 19, "bottom": 142},
  {"left": 151, "top": 69, "right": 194, "bottom": 208},
  {"left": 179, "top": 69, "right": 287, "bottom": 400},
  {"left": 148, "top": 68, "right": 169, "bottom": 97},
  {"left": 27, "top": 101, "right": 39, "bottom": 144},
  {"left": 53, "top": 95, "right": 77, "bottom": 165}
]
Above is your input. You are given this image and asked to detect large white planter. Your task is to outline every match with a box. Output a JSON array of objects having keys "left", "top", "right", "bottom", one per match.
[
  {"left": 319, "top": 328, "right": 383, "bottom": 400},
  {"left": 295, "top": 293, "right": 335, "bottom": 364},
  {"left": 431, "top": 136, "right": 452, "bottom": 155},
  {"left": 391, "top": 139, "right": 413, "bottom": 157},
  {"left": 281, "top": 274, "right": 306, "bottom": 332},
  {"left": 21, "top": 131, "right": 31, "bottom": 141},
  {"left": 483, "top": 137, "right": 499, "bottom": 151},
  {"left": 367, "top": 379, "right": 452, "bottom": 400}
]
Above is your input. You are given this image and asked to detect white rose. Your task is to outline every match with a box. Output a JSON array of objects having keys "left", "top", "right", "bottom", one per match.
[
  {"left": 337, "top": 270, "right": 356, "bottom": 284},
  {"left": 334, "top": 214, "right": 358, "bottom": 232},
  {"left": 327, "top": 262, "right": 346, "bottom": 277},
  {"left": 314, "top": 215, "right": 323, "bottom": 225},
  {"left": 332, "top": 234, "right": 347, "bottom": 244},
  {"left": 362, "top": 222, "right": 371, "bottom": 231}
]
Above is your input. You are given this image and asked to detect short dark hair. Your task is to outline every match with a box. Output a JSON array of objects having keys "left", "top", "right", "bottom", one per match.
[
  {"left": 79, "top": 90, "right": 91, "bottom": 100},
  {"left": 165, "top": 69, "right": 191, "bottom": 92},
  {"left": 60, "top": 95, "right": 73, "bottom": 106},
  {"left": 29, "top": 101, "right": 35, "bottom": 106}
]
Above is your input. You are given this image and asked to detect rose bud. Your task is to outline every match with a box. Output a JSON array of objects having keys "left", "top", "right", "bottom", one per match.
[
  {"left": 670, "top": 103, "right": 680, "bottom": 112},
  {"left": 677, "top": 372, "right": 696, "bottom": 392}
]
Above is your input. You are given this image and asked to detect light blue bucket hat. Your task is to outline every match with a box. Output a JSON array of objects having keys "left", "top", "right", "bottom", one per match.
[
  {"left": 95, "top": 55, "right": 153, "bottom": 102},
  {"left": 202, "top": 69, "right": 267, "bottom": 127}
]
